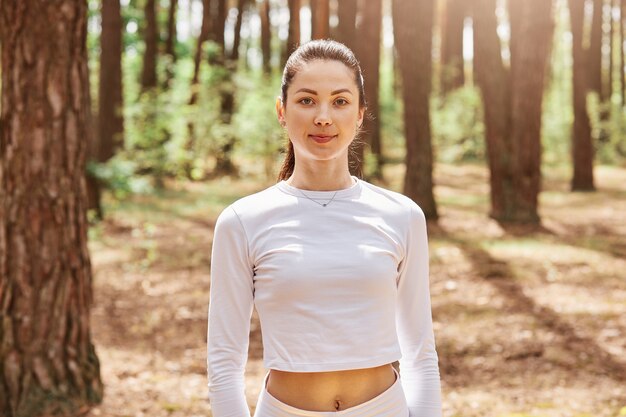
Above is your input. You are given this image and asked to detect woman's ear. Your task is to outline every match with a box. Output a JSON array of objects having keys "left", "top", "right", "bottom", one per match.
[
  {"left": 276, "top": 96, "right": 286, "bottom": 128},
  {"left": 357, "top": 107, "right": 365, "bottom": 128}
]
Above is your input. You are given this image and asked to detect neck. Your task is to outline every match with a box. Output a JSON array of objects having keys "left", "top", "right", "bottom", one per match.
[{"left": 286, "top": 163, "right": 354, "bottom": 191}]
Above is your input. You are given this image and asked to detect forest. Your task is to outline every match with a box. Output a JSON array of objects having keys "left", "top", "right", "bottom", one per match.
[{"left": 0, "top": 0, "right": 625, "bottom": 416}]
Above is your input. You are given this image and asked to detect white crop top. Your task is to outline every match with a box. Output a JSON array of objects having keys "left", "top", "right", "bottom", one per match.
[{"left": 207, "top": 176, "right": 442, "bottom": 417}]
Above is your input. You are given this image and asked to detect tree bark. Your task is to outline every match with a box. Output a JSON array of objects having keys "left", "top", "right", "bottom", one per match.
[
  {"left": 569, "top": 0, "right": 596, "bottom": 190},
  {"left": 260, "top": 0, "right": 271, "bottom": 74},
  {"left": 311, "top": 0, "right": 330, "bottom": 40},
  {"left": 230, "top": 0, "right": 247, "bottom": 61},
  {"left": 284, "top": 0, "right": 301, "bottom": 65},
  {"left": 440, "top": 0, "right": 467, "bottom": 93},
  {"left": 0, "top": 1, "right": 104, "bottom": 415},
  {"left": 608, "top": 0, "right": 614, "bottom": 101},
  {"left": 336, "top": 0, "right": 357, "bottom": 52},
  {"left": 185, "top": 0, "right": 213, "bottom": 179},
  {"left": 191, "top": 0, "right": 212, "bottom": 98},
  {"left": 98, "top": 0, "right": 125, "bottom": 164},
  {"left": 91, "top": 0, "right": 125, "bottom": 219},
  {"left": 141, "top": 0, "right": 158, "bottom": 90},
  {"left": 352, "top": 0, "right": 383, "bottom": 180},
  {"left": 210, "top": 0, "right": 227, "bottom": 56},
  {"left": 618, "top": 0, "right": 626, "bottom": 107},
  {"left": 392, "top": 0, "right": 438, "bottom": 219},
  {"left": 473, "top": 0, "right": 554, "bottom": 222},
  {"left": 473, "top": 0, "right": 513, "bottom": 221},
  {"left": 163, "top": 0, "right": 178, "bottom": 87},
  {"left": 588, "top": 0, "right": 604, "bottom": 98},
  {"left": 508, "top": 0, "right": 554, "bottom": 222}
]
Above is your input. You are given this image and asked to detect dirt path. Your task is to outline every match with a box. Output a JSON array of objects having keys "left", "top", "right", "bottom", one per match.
[{"left": 86, "top": 164, "right": 626, "bottom": 417}]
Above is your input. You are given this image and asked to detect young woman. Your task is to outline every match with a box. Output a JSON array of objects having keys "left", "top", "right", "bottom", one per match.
[{"left": 207, "top": 40, "right": 442, "bottom": 417}]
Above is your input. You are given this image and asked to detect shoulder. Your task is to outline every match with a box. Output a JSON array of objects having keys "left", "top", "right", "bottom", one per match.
[
  {"left": 358, "top": 179, "right": 425, "bottom": 220},
  {"left": 216, "top": 182, "right": 286, "bottom": 227}
]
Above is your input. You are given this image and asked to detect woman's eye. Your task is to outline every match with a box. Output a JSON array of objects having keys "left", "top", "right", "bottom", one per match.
[
  {"left": 299, "top": 98, "right": 313, "bottom": 105},
  {"left": 335, "top": 98, "right": 348, "bottom": 106}
]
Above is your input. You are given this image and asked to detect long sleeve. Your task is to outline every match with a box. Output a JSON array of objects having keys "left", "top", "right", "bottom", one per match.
[
  {"left": 207, "top": 206, "right": 254, "bottom": 417},
  {"left": 395, "top": 203, "right": 442, "bottom": 417}
]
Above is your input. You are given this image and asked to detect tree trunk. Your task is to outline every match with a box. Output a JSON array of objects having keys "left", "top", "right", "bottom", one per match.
[
  {"left": 99, "top": 0, "right": 125, "bottom": 161},
  {"left": 260, "top": 0, "right": 271, "bottom": 74},
  {"left": 185, "top": 0, "right": 213, "bottom": 179},
  {"left": 284, "top": 0, "right": 301, "bottom": 65},
  {"left": 569, "top": 0, "right": 596, "bottom": 190},
  {"left": 392, "top": 0, "right": 438, "bottom": 219},
  {"left": 91, "top": 0, "right": 125, "bottom": 219},
  {"left": 336, "top": 0, "right": 357, "bottom": 52},
  {"left": 588, "top": 0, "right": 604, "bottom": 98},
  {"left": 191, "top": 0, "right": 212, "bottom": 100},
  {"left": 352, "top": 0, "right": 383, "bottom": 180},
  {"left": 508, "top": 0, "right": 554, "bottom": 223},
  {"left": 141, "top": 0, "right": 158, "bottom": 90},
  {"left": 440, "top": 0, "right": 466, "bottom": 93},
  {"left": 210, "top": 0, "right": 227, "bottom": 57},
  {"left": 473, "top": 0, "right": 514, "bottom": 221},
  {"left": 311, "top": 0, "right": 330, "bottom": 40},
  {"left": 230, "top": 0, "right": 247, "bottom": 61},
  {"left": 0, "top": 1, "right": 104, "bottom": 415},
  {"left": 607, "top": 0, "right": 617, "bottom": 102},
  {"left": 163, "top": 0, "right": 178, "bottom": 87},
  {"left": 618, "top": 0, "right": 626, "bottom": 107}
]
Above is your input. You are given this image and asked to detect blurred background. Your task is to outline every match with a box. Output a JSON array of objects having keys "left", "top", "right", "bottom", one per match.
[{"left": 1, "top": 0, "right": 625, "bottom": 416}]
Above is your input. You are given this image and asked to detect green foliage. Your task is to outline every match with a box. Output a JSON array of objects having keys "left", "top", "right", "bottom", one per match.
[
  {"left": 231, "top": 72, "right": 284, "bottom": 178},
  {"left": 87, "top": 158, "right": 154, "bottom": 199},
  {"left": 432, "top": 86, "right": 485, "bottom": 163},
  {"left": 587, "top": 94, "right": 626, "bottom": 166},
  {"left": 82, "top": 0, "right": 626, "bottom": 202},
  {"left": 379, "top": 49, "right": 405, "bottom": 161}
]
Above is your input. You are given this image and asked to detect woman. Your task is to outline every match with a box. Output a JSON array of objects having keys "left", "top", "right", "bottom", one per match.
[{"left": 207, "top": 40, "right": 442, "bottom": 417}]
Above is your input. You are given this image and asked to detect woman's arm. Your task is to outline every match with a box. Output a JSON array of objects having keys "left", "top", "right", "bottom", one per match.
[
  {"left": 207, "top": 206, "right": 254, "bottom": 417},
  {"left": 396, "top": 202, "right": 442, "bottom": 417}
]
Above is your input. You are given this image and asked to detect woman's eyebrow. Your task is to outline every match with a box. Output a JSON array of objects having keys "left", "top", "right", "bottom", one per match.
[{"left": 294, "top": 88, "right": 354, "bottom": 95}]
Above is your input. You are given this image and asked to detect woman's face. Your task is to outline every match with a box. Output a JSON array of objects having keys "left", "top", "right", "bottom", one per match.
[{"left": 276, "top": 59, "right": 365, "bottom": 164}]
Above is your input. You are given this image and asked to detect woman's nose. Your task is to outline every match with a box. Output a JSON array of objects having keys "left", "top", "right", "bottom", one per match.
[{"left": 314, "top": 106, "right": 332, "bottom": 126}]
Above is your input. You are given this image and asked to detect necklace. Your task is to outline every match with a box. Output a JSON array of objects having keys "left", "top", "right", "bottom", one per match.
[{"left": 296, "top": 189, "right": 339, "bottom": 207}]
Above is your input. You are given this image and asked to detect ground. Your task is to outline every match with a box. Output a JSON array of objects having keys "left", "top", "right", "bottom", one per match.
[{"left": 86, "top": 163, "right": 626, "bottom": 417}]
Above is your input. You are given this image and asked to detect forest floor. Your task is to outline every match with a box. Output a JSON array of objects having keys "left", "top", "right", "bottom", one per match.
[{"left": 85, "top": 162, "right": 626, "bottom": 417}]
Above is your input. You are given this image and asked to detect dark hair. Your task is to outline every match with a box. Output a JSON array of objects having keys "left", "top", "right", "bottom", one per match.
[{"left": 277, "top": 39, "right": 367, "bottom": 182}]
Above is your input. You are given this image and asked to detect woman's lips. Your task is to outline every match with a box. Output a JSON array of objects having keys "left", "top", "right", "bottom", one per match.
[{"left": 309, "top": 134, "right": 336, "bottom": 143}]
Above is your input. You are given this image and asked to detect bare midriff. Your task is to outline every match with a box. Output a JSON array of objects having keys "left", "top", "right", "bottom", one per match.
[{"left": 266, "top": 363, "right": 396, "bottom": 412}]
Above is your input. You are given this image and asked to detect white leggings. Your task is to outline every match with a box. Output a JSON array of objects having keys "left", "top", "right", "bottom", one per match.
[{"left": 253, "top": 367, "right": 409, "bottom": 417}]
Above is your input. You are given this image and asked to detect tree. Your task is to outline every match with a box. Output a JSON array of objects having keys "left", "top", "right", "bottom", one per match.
[
  {"left": 618, "top": 0, "right": 626, "bottom": 107},
  {"left": 569, "top": 0, "right": 596, "bottom": 190},
  {"left": 230, "top": 0, "right": 248, "bottom": 61},
  {"left": 208, "top": 0, "right": 227, "bottom": 59},
  {"left": 89, "top": 0, "right": 125, "bottom": 219},
  {"left": 311, "top": 0, "right": 330, "bottom": 39},
  {"left": 141, "top": 0, "right": 158, "bottom": 90},
  {"left": 588, "top": 0, "right": 604, "bottom": 98},
  {"left": 335, "top": 0, "right": 357, "bottom": 52},
  {"left": 260, "top": 0, "right": 271, "bottom": 74},
  {"left": 284, "top": 0, "right": 302, "bottom": 65},
  {"left": 353, "top": 0, "right": 383, "bottom": 179},
  {"left": 440, "top": 0, "right": 467, "bottom": 93},
  {"left": 473, "top": 0, "right": 554, "bottom": 222},
  {"left": 508, "top": 0, "right": 554, "bottom": 221},
  {"left": 473, "top": 0, "right": 511, "bottom": 221},
  {"left": 392, "top": 0, "right": 438, "bottom": 219},
  {"left": 185, "top": 0, "right": 213, "bottom": 178},
  {"left": 0, "top": 0, "right": 104, "bottom": 415},
  {"left": 163, "top": 0, "right": 178, "bottom": 87}
]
